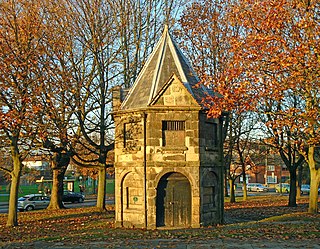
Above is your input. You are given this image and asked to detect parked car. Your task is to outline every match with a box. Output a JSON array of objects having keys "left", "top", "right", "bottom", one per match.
[
  {"left": 62, "top": 190, "right": 85, "bottom": 203},
  {"left": 246, "top": 183, "right": 268, "bottom": 192},
  {"left": 18, "top": 194, "right": 50, "bottom": 211},
  {"left": 300, "top": 184, "right": 310, "bottom": 195},
  {"left": 275, "top": 183, "right": 290, "bottom": 193}
]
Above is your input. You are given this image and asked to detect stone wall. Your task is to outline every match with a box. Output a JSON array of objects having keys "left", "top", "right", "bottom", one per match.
[{"left": 114, "top": 107, "right": 223, "bottom": 228}]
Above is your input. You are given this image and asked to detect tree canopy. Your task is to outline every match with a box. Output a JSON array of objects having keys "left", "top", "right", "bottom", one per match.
[{"left": 179, "top": 0, "right": 319, "bottom": 212}]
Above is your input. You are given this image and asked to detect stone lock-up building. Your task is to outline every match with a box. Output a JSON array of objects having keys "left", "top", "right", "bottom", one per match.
[{"left": 112, "top": 26, "right": 225, "bottom": 229}]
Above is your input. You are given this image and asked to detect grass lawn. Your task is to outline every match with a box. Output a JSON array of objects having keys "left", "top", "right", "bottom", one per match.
[
  {"left": 0, "top": 196, "right": 319, "bottom": 247},
  {"left": 0, "top": 185, "right": 40, "bottom": 202}
]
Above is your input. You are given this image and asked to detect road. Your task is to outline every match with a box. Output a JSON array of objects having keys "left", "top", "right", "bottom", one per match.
[
  {"left": 0, "top": 197, "right": 114, "bottom": 214},
  {"left": 0, "top": 191, "right": 291, "bottom": 213}
]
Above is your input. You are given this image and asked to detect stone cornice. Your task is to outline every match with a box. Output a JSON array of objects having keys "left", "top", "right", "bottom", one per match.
[{"left": 112, "top": 106, "right": 202, "bottom": 117}]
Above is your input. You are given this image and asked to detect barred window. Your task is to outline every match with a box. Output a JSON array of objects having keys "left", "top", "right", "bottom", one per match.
[
  {"left": 163, "top": 121, "right": 185, "bottom": 131},
  {"left": 162, "top": 121, "right": 185, "bottom": 147}
]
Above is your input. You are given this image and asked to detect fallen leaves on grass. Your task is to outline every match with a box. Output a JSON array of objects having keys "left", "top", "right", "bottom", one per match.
[
  {"left": 0, "top": 207, "right": 114, "bottom": 244},
  {"left": 0, "top": 196, "right": 319, "bottom": 247},
  {"left": 224, "top": 196, "right": 312, "bottom": 223}
]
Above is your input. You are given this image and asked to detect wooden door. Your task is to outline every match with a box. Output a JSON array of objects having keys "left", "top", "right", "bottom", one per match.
[{"left": 156, "top": 173, "right": 191, "bottom": 227}]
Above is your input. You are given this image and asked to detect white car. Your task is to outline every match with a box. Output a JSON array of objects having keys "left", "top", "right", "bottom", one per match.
[
  {"left": 246, "top": 183, "right": 268, "bottom": 192},
  {"left": 18, "top": 194, "right": 50, "bottom": 211}
]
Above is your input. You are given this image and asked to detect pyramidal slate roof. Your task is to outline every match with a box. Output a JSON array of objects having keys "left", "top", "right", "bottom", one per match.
[{"left": 121, "top": 26, "right": 210, "bottom": 110}]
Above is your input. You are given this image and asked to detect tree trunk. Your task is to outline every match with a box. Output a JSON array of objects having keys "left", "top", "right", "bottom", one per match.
[
  {"left": 242, "top": 169, "right": 247, "bottom": 201},
  {"left": 297, "top": 164, "right": 303, "bottom": 198},
  {"left": 96, "top": 164, "right": 106, "bottom": 211},
  {"left": 47, "top": 167, "right": 65, "bottom": 209},
  {"left": 308, "top": 146, "right": 319, "bottom": 214},
  {"left": 288, "top": 167, "right": 297, "bottom": 207},
  {"left": 242, "top": 180, "right": 247, "bottom": 201},
  {"left": 224, "top": 172, "right": 229, "bottom": 197},
  {"left": 279, "top": 149, "right": 302, "bottom": 207},
  {"left": 229, "top": 179, "right": 236, "bottom": 203},
  {"left": 6, "top": 151, "right": 22, "bottom": 227},
  {"left": 93, "top": 178, "right": 97, "bottom": 194}
]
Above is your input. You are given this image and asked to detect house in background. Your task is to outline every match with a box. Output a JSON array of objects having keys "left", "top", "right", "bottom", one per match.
[
  {"left": 245, "top": 164, "right": 290, "bottom": 187},
  {"left": 231, "top": 153, "right": 290, "bottom": 187},
  {"left": 112, "top": 26, "right": 226, "bottom": 229}
]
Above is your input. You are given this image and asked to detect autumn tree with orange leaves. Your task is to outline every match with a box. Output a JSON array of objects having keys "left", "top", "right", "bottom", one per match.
[
  {"left": 0, "top": 0, "right": 47, "bottom": 226},
  {"left": 180, "top": 0, "right": 319, "bottom": 213},
  {"left": 0, "top": 0, "right": 78, "bottom": 223},
  {"left": 177, "top": 0, "right": 244, "bottom": 203},
  {"left": 228, "top": 0, "right": 319, "bottom": 214}
]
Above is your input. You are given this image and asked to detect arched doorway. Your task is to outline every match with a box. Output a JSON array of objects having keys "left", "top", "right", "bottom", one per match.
[{"left": 156, "top": 172, "right": 191, "bottom": 228}]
